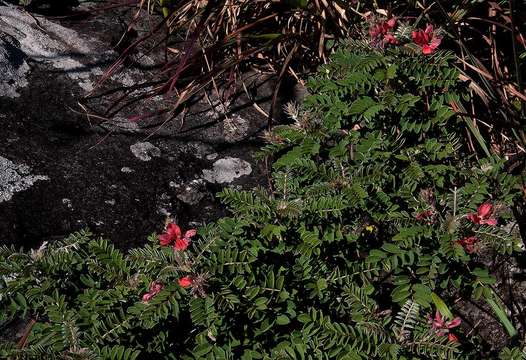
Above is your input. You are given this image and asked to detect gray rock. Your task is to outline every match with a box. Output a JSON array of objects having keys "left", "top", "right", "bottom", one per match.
[
  {"left": 202, "top": 157, "right": 252, "bottom": 184},
  {"left": 0, "top": 33, "right": 29, "bottom": 98},
  {"left": 157, "top": 192, "right": 172, "bottom": 216},
  {"left": 173, "top": 179, "right": 207, "bottom": 205},
  {"left": 100, "top": 117, "right": 141, "bottom": 133},
  {"left": 0, "top": 5, "right": 153, "bottom": 96},
  {"left": 0, "top": 156, "right": 48, "bottom": 203},
  {"left": 0, "top": 5, "right": 262, "bottom": 250},
  {"left": 222, "top": 114, "right": 250, "bottom": 143},
  {"left": 0, "top": 6, "right": 278, "bottom": 146},
  {"left": 62, "top": 198, "right": 73, "bottom": 209},
  {"left": 95, "top": 71, "right": 275, "bottom": 144},
  {"left": 130, "top": 142, "right": 161, "bottom": 161},
  {"left": 206, "top": 153, "right": 218, "bottom": 160},
  {"left": 0, "top": 5, "right": 101, "bottom": 92},
  {"left": 120, "top": 167, "right": 134, "bottom": 173}
]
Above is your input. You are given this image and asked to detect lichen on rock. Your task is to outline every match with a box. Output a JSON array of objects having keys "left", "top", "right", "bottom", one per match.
[
  {"left": 202, "top": 157, "right": 252, "bottom": 184},
  {"left": 0, "top": 156, "right": 49, "bottom": 203}
]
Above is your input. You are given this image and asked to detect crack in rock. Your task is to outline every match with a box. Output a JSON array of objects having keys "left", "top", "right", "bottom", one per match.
[{"left": 0, "top": 156, "right": 49, "bottom": 203}]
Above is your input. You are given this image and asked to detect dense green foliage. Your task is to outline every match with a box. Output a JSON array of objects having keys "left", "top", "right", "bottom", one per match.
[{"left": 1, "top": 39, "right": 525, "bottom": 359}]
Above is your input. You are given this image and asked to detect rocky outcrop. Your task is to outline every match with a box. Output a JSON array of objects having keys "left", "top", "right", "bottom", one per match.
[
  {"left": 0, "top": 4, "right": 271, "bottom": 249},
  {"left": 0, "top": 5, "right": 108, "bottom": 95}
]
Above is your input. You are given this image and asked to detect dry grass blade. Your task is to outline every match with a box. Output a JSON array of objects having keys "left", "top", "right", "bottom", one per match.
[
  {"left": 84, "top": 0, "right": 355, "bottom": 129},
  {"left": 268, "top": 43, "right": 299, "bottom": 130}
]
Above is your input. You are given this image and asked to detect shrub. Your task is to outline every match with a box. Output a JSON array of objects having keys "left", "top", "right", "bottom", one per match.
[
  {"left": 2, "top": 33, "right": 526, "bottom": 359},
  {"left": 88, "top": 0, "right": 526, "bottom": 153}
]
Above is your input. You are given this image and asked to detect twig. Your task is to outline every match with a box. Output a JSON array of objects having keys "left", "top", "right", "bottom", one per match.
[
  {"left": 17, "top": 318, "right": 37, "bottom": 349},
  {"left": 508, "top": 0, "right": 526, "bottom": 118}
]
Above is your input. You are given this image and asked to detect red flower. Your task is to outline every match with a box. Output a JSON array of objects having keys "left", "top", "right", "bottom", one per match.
[
  {"left": 448, "top": 333, "right": 459, "bottom": 343},
  {"left": 467, "top": 203, "right": 497, "bottom": 226},
  {"left": 415, "top": 210, "right": 435, "bottom": 224},
  {"left": 174, "top": 229, "right": 197, "bottom": 251},
  {"left": 158, "top": 223, "right": 197, "bottom": 250},
  {"left": 159, "top": 223, "right": 181, "bottom": 246},
  {"left": 383, "top": 33, "right": 399, "bottom": 45},
  {"left": 184, "top": 229, "right": 197, "bottom": 237},
  {"left": 455, "top": 236, "right": 479, "bottom": 254},
  {"left": 386, "top": 17, "right": 396, "bottom": 29},
  {"left": 412, "top": 24, "right": 442, "bottom": 55},
  {"left": 174, "top": 238, "right": 189, "bottom": 251},
  {"left": 179, "top": 276, "right": 193, "bottom": 288},
  {"left": 369, "top": 17, "right": 399, "bottom": 47},
  {"left": 428, "top": 311, "right": 461, "bottom": 336},
  {"left": 142, "top": 281, "right": 164, "bottom": 303}
]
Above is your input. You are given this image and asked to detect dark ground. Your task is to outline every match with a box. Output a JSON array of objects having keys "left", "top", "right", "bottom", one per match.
[{"left": 0, "top": 2, "right": 270, "bottom": 250}]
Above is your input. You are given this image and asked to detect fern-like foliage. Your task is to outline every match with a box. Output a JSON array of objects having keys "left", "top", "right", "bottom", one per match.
[{"left": 1, "top": 33, "right": 524, "bottom": 360}]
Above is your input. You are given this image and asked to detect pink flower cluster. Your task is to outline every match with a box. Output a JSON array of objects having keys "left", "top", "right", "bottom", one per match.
[
  {"left": 414, "top": 201, "right": 499, "bottom": 254},
  {"left": 141, "top": 222, "right": 197, "bottom": 303},
  {"left": 142, "top": 281, "right": 164, "bottom": 303},
  {"left": 428, "top": 311, "right": 461, "bottom": 342},
  {"left": 412, "top": 25, "right": 442, "bottom": 55},
  {"left": 369, "top": 17, "right": 399, "bottom": 47},
  {"left": 415, "top": 209, "right": 436, "bottom": 224},
  {"left": 178, "top": 276, "right": 193, "bottom": 288},
  {"left": 159, "top": 223, "right": 197, "bottom": 251},
  {"left": 455, "top": 236, "right": 478, "bottom": 254},
  {"left": 466, "top": 203, "right": 497, "bottom": 226},
  {"left": 456, "top": 203, "right": 498, "bottom": 254},
  {"left": 368, "top": 17, "right": 443, "bottom": 55}
]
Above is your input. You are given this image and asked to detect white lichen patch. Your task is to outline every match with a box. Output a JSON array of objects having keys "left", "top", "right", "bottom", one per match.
[
  {"left": 202, "top": 157, "right": 252, "bottom": 184},
  {"left": 0, "top": 156, "right": 49, "bottom": 203},
  {"left": 223, "top": 114, "right": 250, "bottom": 143},
  {"left": 62, "top": 198, "right": 73, "bottom": 209},
  {"left": 0, "top": 5, "right": 149, "bottom": 96},
  {"left": 0, "top": 6, "right": 98, "bottom": 92},
  {"left": 130, "top": 142, "right": 161, "bottom": 161}
]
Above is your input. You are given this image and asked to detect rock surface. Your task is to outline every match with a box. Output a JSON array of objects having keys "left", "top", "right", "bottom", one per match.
[
  {"left": 0, "top": 156, "right": 49, "bottom": 203},
  {"left": 202, "top": 157, "right": 253, "bottom": 184},
  {"left": 0, "top": 32, "right": 29, "bottom": 98},
  {"left": 130, "top": 142, "right": 161, "bottom": 162},
  {"left": 0, "top": 5, "right": 107, "bottom": 94},
  {"left": 0, "top": 4, "right": 270, "bottom": 249}
]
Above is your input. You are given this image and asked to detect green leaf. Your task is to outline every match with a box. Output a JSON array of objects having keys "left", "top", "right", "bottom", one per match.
[
  {"left": 382, "top": 243, "right": 401, "bottom": 254},
  {"left": 431, "top": 292, "right": 453, "bottom": 320},
  {"left": 297, "top": 313, "right": 311, "bottom": 323},
  {"left": 486, "top": 297, "right": 517, "bottom": 337},
  {"left": 284, "top": 0, "right": 308, "bottom": 8},
  {"left": 317, "top": 278, "right": 328, "bottom": 291},
  {"left": 276, "top": 315, "right": 291, "bottom": 325},
  {"left": 261, "top": 224, "right": 285, "bottom": 241},
  {"left": 462, "top": 114, "right": 492, "bottom": 158},
  {"left": 387, "top": 64, "right": 398, "bottom": 79},
  {"left": 245, "top": 33, "right": 282, "bottom": 40},
  {"left": 192, "top": 344, "right": 213, "bottom": 357},
  {"left": 349, "top": 97, "right": 376, "bottom": 115}
]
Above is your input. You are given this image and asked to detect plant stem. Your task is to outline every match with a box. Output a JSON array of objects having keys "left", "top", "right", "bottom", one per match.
[{"left": 508, "top": 0, "right": 526, "bottom": 120}]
